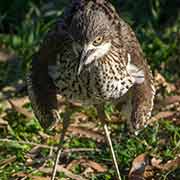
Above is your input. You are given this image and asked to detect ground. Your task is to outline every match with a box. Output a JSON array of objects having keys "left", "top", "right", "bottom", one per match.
[{"left": 0, "top": 0, "right": 180, "bottom": 179}]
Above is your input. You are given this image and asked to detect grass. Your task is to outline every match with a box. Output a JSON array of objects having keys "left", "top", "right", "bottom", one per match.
[{"left": 0, "top": 0, "right": 180, "bottom": 179}]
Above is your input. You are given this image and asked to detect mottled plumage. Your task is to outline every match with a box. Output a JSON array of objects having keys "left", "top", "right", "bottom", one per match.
[
  {"left": 27, "top": 1, "right": 156, "bottom": 179},
  {"left": 27, "top": 0, "right": 155, "bottom": 131}
]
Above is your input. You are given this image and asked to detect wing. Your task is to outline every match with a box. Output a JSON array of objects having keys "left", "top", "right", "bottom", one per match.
[
  {"left": 27, "top": 26, "right": 65, "bottom": 128},
  {"left": 27, "top": 1, "right": 85, "bottom": 129},
  {"left": 119, "top": 19, "right": 156, "bottom": 132}
]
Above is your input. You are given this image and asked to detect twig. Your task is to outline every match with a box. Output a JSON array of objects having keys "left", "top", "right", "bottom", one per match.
[
  {"left": 103, "top": 123, "right": 122, "bottom": 180},
  {"left": 96, "top": 104, "right": 122, "bottom": 180},
  {"left": 0, "top": 138, "right": 54, "bottom": 149},
  {"left": 12, "top": 172, "right": 50, "bottom": 180},
  {"left": 40, "top": 166, "right": 88, "bottom": 180},
  {"left": 0, "top": 155, "right": 16, "bottom": 168},
  {"left": 0, "top": 138, "right": 100, "bottom": 153},
  {"left": 51, "top": 109, "right": 71, "bottom": 180},
  {"left": 0, "top": 118, "right": 8, "bottom": 128}
]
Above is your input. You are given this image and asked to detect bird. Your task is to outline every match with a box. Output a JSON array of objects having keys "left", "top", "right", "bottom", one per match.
[{"left": 27, "top": 0, "right": 155, "bottom": 179}]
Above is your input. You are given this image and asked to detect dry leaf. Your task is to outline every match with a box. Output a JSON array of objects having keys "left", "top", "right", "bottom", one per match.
[
  {"left": 148, "top": 111, "right": 176, "bottom": 125},
  {"left": 10, "top": 96, "right": 30, "bottom": 107},
  {"left": 12, "top": 172, "right": 50, "bottom": 180},
  {"left": 0, "top": 96, "right": 29, "bottom": 113},
  {"left": 163, "top": 95, "right": 180, "bottom": 105},
  {"left": 8, "top": 99, "right": 33, "bottom": 119},
  {"left": 0, "top": 48, "right": 16, "bottom": 62},
  {"left": 39, "top": 166, "right": 87, "bottom": 180},
  {"left": 31, "top": 176, "right": 50, "bottom": 180},
  {"left": 151, "top": 157, "right": 180, "bottom": 172},
  {"left": 68, "top": 126, "right": 105, "bottom": 142},
  {"left": 155, "top": 95, "right": 180, "bottom": 110},
  {"left": 143, "top": 165, "right": 154, "bottom": 179},
  {"left": 81, "top": 167, "right": 94, "bottom": 178},
  {"left": 73, "top": 112, "right": 89, "bottom": 122},
  {"left": 151, "top": 157, "right": 162, "bottom": 168},
  {"left": 67, "top": 158, "right": 107, "bottom": 173},
  {"left": 83, "top": 159, "right": 107, "bottom": 172},
  {"left": 154, "top": 72, "right": 176, "bottom": 93},
  {"left": 129, "top": 153, "right": 149, "bottom": 180}
]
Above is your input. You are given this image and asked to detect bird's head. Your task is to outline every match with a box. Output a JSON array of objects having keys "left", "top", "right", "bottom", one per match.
[{"left": 69, "top": 0, "right": 120, "bottom": 74}]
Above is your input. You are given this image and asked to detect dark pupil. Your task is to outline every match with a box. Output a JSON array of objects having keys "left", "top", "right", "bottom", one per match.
[{"left": 96, "top": 38, "right": 101, "bottom": 43}]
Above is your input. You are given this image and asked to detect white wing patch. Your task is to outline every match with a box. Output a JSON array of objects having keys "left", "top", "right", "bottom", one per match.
[
  {"left": 48, "top": 65, "right": 60, "bottom": 80},
  {"left": 127, "top": 53, "right": 145, "bottom": 84}
]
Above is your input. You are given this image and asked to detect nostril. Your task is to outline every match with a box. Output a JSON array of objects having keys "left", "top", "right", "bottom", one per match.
[{"left": 87, "top": 49, "right": 96, "bottom": 56}]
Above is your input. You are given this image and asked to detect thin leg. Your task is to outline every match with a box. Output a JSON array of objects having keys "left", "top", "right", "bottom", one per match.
[
  {"left": 51, "top": 111, "right": 71, "bottom": 180},
  {"left": 97, "top": 105, "right": 122, "bottom": 180}
]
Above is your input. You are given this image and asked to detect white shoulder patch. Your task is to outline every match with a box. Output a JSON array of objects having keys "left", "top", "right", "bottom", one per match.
[{"left": 127, "top": 54, "right": 145, "bottom": 84}]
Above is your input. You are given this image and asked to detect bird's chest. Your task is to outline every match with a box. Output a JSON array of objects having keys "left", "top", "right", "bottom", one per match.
[
  {"left": 90, "top": 62, "right": 134, "bottom": 102},
  {"left": 48, "top": 51, "right": 134, "bottom": 104}
]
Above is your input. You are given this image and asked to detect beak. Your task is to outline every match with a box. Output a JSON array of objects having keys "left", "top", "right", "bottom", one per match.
[{"left": 78, "top": 48, "right": 95, "bottom": 75}]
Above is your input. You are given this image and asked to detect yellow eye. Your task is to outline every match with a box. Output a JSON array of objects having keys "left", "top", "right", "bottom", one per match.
[{"left": 93, "top": 36, "right": 104, "bottom": 46}]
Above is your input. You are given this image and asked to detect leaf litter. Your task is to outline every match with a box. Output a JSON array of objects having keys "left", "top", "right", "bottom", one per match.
[{"left": 0, "top": 69, "right": 180, "bottom": 179}]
